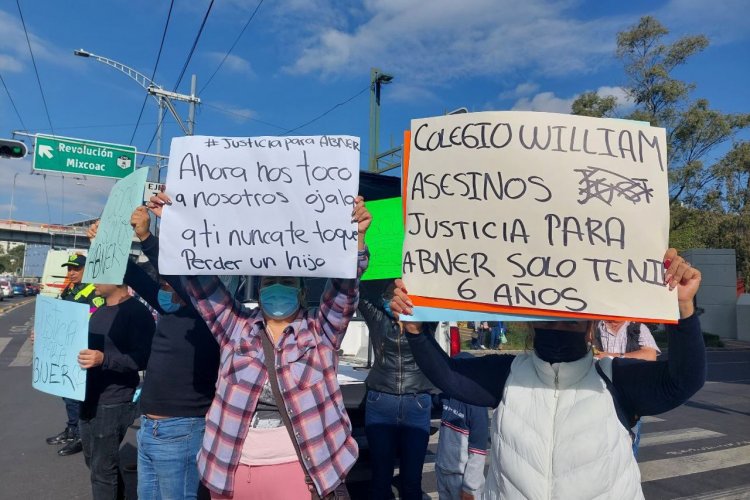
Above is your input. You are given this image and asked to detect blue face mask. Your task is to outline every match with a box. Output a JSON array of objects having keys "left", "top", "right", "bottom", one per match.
[
  {"left": 260, "top": 283, "right": 300, "bottom": 320},
  {"left": 157, "top": 289, "right": 180, "bottom": 313}
]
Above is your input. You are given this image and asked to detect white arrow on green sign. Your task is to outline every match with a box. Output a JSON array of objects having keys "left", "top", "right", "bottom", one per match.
[{"left": 33, "top": 134, "right": 137, "bottom": 180}]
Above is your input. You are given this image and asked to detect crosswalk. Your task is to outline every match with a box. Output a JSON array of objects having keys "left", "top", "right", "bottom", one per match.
[
  {"left": 1, "top": 311, "right": 748, "bottom": 500},
  {"left": 354, "top": 411, "right": 750, "bottom": 499}
]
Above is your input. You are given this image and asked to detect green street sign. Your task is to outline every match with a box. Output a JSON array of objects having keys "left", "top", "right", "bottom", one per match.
[{"left": 33, "top": 134, "right": 137, "bottom": 179}]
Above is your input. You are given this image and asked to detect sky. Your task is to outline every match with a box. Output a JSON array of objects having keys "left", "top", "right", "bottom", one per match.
[{"left": 1, "top": 0, "right": 748, "bottom": 225}]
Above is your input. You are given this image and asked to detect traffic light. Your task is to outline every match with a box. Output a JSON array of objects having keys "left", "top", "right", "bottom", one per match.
[{"left": 0, "top": 138, "right": 28, "bottom": 159}]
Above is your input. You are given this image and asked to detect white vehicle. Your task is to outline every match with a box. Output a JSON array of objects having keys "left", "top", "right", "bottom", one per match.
[{"left": 0, "top": 279, "right": 10, "bottom": 300}]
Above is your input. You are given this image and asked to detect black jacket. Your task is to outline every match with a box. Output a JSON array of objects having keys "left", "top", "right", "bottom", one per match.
[{"left": 359, "top": 298, "right": 434, "bottom": 395}]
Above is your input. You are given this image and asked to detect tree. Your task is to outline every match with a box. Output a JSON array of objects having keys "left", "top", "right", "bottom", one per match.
[
  {"left": 0, "top": 244, "right": 25, "bottom": 276},
  {"left": 572, "top": 16, "right": 750, "bottom": 207}
]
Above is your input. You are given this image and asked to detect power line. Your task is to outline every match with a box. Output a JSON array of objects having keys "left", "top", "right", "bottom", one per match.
[
  {"left": 0, "top": 72, "right": 28, "bottom": 131},
  {"left": 140, "top": 0, "right": 215, "bottom": 164},
  {"left": 283, "top": 85, "right": 370, "bottom": 135},
  {"left": 173, "top": 0, "right": 215, "bottom": 92},
  {"left": 15, "top": 0, "right": 55, "bottom": 136},
  {"left": 202, "top": 102, "right": 286, "bottom": 130},
  {"left": 199, "top": 0, "right": 265, "bottom": 94},
  {"left": 130, "top": 0, "right": 175, "bottom": 144}
]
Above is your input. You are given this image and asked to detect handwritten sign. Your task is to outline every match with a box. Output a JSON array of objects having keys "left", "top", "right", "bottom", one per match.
[
  {"left": 83, "top": 167, "right": 148, "bottom": 284},
  {"left": 403, "top": 111, "right": 676, "bottom": 322},
  {"left": 159, "top": 135, "right": 361, "bottom": 278},
  {"left": 362, "top": 197, "right": 404, "bottom": 281},
  {"left": 32, "top": 296, "right": 89, "bottom": 401}
]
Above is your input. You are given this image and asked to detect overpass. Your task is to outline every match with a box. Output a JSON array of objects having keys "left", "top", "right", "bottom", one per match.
[{"left": 0, "top": 219, "right": 140, "bottom": 250}]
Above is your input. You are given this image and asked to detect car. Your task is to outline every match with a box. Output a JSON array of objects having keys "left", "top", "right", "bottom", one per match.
[
  {"left": 24, "top": 283, "right": 38, "bottom": 295},
  {"left": 11, "top": 282, "right": 27, "bottom": 296},
  {"left": 29, "top": 283, "right": 41, "bottom": 295},
  {"left": 0, "top": 280, "right": 11, "bottom": 299}
]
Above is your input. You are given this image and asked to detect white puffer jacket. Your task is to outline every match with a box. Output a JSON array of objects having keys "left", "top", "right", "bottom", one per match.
[{"left": 483, "top": 353, "right": 643, "bottom": 500}]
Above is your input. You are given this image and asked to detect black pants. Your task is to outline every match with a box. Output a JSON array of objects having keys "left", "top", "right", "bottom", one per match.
[{"left": 80, "top": 402, "right": 137, "bottom": 500}]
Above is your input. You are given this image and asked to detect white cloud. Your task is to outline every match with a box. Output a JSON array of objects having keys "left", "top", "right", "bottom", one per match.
[
  {"left": 512, "top": 91, "right": 575, "bottom": 113},
  {"left": 0, "top": 156, "right": 112, "bottom": 225},
  {"left": 657, "top": 0, "right": 750, "bottom": 45},
  {"left": 280, "top": 0, "right": 624, "bottom": 84},
  {"left": 205, "top": 52, "right": 255, "bottom": 77},
  {"left": 511, "top": 85, "right": 634, "bottom": 114},
  {"left": 0, "top": 9, "right": 78, "bottom": 73},
  {"left": 499, "top": 82, "right": 541, "bottom": 100}
]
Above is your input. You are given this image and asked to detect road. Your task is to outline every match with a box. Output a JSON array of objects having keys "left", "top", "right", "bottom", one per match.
[{"left": 0, "top": 298, "right": 748, "bottom": 499}]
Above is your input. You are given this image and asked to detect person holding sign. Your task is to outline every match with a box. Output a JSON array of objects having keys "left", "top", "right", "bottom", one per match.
[
  {"left": 78, "top": 281, "right": 155, "bottom": 500},
  {"left": 148, "top": 191, "right": 371, "bottom": 500},
  {"left": 45, "top": 254, "right": 105, "bottom": 458},
  {"left": 88, "top": 211, "right": 219, "bottom": 500},
  {"left": 389, "top": 249, "right": 705, "bottom": 500}
]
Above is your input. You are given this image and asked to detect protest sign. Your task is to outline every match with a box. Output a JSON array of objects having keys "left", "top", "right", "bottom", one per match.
[
  {"left": 159, "top": 135, "right": 360, "bottom": 278},
  {"left": 32, "top": 296, "right": 89, "bottom": 401},
  {"left": 362, "top": 197, "right": 404, "bottom": 281},
  {"left": 402, "top": 111, "right": 676, "bottom": 322},
  {"left": 83, "top": 167, "right": 149, "bottom": 284}
]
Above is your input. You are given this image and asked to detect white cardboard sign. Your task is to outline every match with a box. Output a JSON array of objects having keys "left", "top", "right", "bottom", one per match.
[
  {"left": 159, "top": 135, "right": 361, "bottom": 278},
  {"left": 403, "top": 111, "right": 676, "bottom": 321}
]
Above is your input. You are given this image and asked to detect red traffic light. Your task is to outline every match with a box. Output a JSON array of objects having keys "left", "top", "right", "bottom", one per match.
[{"left": 0, "top": 139, "right": 28, "bottom": 159}]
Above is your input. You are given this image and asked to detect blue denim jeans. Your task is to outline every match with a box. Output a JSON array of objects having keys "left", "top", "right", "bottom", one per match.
[
  {"left": 137, "top": 416, "right": 206, "bottom": 500},
  {"left": 79, "top": 402, "right": 138, "bottom": 500},
  {"left": 365, "top": 390, "right": 431, "bottom": 500}
]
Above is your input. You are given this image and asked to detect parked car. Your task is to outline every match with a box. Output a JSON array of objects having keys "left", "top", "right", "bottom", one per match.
[
  {"left": 11, "top": 282, "right": 27, "bottom": 296},
  {"left": 0, "top": 280, "right": 11, "bottom": 299}
]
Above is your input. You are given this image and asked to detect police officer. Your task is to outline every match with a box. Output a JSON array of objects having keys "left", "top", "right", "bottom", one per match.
[{"left": 45, "top": 254, "right": 104, "bottom": 456}]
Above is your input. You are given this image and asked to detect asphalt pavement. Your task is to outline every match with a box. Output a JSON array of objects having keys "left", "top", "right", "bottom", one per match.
[{"left": 0, "top": 298, "right": 748, "bottom": 499}]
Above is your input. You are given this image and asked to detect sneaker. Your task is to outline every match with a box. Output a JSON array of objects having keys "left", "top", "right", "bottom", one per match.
[
  {"left": 46, "top": 427, "right": 74, "bottom": 445},
  {"left": 58, "top": 438, "right": 82, "bottom": 456},
  {"left": 480, "top": 345, "right": 487, "bottom": 350}
]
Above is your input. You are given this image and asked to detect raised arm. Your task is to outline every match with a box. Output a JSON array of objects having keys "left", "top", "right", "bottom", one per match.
[
  {"left": 612, "top": 250, "right": 706, "bottom": 416},
  {"left": 146, "top": 193, "right": 245, "bottom": 345},
  {"left": 316, "top": 196, "right": 371, "bottom": 348},
  {"left": 392, "top": 279, "right": 512, "bottom": 407}
]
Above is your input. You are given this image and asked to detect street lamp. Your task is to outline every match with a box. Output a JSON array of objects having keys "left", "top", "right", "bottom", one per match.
[
  {"left": 369, "top": 68, "right": 394, "bottom": 173},
  {"left": 73, "top": 49, "right": 200, "bottom": 181},
  {"left": 8, "top": 172, "right": 19, "bottom": 221}
]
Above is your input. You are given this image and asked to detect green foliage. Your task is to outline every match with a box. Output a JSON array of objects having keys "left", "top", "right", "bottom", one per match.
[
  {"left": 571, "top": 91, "right": 617, "bottom": 118},
  {"left": 572, "top": 16, "right": 750, "bottom": 284},
  {"left": 0, "top": 244, "right": 25, "bottom": 275}
]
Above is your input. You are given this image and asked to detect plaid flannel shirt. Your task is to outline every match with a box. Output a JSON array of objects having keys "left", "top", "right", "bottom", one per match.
[{"left": 181, "top": 249, "right": 368, "bottom": 497}]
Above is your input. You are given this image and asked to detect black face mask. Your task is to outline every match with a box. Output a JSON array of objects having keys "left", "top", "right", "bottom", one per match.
[{"left": 533, "top": 329, "right": 589, "bottom": 363}]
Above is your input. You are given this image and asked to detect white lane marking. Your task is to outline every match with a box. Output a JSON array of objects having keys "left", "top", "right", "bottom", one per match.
[
  {"left": 639, "top": 427, "right": 725, "bottom": 447},
  {"left": 671, "top": 484, "right": 750, "bottom": 499},
  {"left": 0, "top": 338, "right": 12, "bottom": 358},
  {"left": 640, "top": 444, "right": 750, "bottom": 482},
  {"left": 9, "top": 335, "right": 33, "bottom": 367},
  {"left": 641, "top": 416, "right": 665, "bottom": 423}
]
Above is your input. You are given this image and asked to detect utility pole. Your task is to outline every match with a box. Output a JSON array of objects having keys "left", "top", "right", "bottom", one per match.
[{"left": 368, "top": 68, "right": 393, "bottom": 172}]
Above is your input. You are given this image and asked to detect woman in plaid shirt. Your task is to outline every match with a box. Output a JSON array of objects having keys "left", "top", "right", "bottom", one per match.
[{"left": 149, "top": 193, "right": 372, "bottom": 499}]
